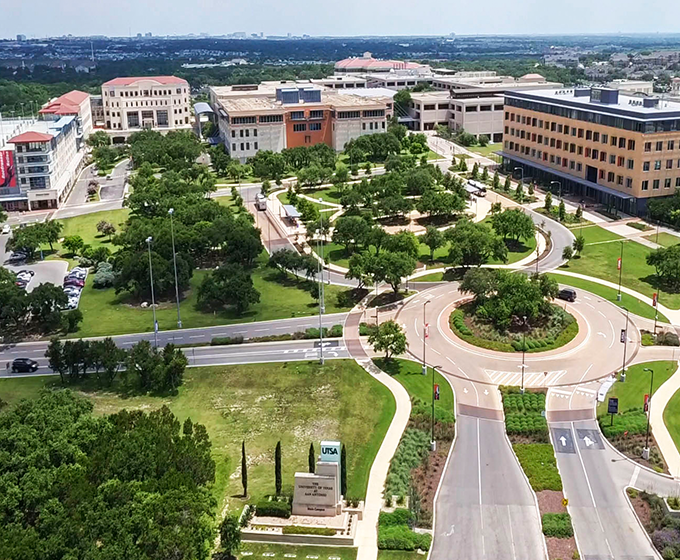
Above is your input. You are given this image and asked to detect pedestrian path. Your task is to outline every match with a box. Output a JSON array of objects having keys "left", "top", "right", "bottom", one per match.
[
  {"left": 650, "top": 361, "right": 680, "bottom": 478},
  {"left": 485, "top": 368, "right": 568, "bottom": 388}
]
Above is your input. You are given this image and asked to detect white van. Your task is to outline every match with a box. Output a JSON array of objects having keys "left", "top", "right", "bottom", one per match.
[{"left": 255, "top": 193, "right": 267, "bottom": 211}]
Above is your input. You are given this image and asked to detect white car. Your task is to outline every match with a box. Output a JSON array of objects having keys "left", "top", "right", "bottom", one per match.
[
  {"left": 63, "top": 287, "right": 81, "bottom": 297},
  {"left": 1, "top": 224, "right": 10, "bottom": 235}
]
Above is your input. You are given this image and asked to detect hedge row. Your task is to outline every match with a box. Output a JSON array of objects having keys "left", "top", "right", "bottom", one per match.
[
  {"left": 542, "top": 513, "right": 574, "bottom": 538},
  {"left": 377, "top": 524, "right": 431, "bottom": 551},
  {"left": 282, "top": 526, "right": 336, "bottom": 536},
  {"left": 512, "top": 444, "right": 563, "bottom": 492},
  {"left": 599, "top": 409, "right": 649, "bottom": 438},
  {"left": 379, "top": 508, "right": 415, "bottom": 527},
  {"left": 211, "top": 325, "right": 343, "bottom": 346},
  {"left": 255, "top": 499, "right": 291, "bottom": 518}
]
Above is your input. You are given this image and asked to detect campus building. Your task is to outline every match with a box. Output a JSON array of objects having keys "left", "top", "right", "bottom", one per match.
[
  {"left": 4, "top": 115, "right": 84, "bottom": 210},
  {"left": 38, "top": 90, "right": 93, "bottom": 138},
  {"left": 209, "top": 82, "right": 392, "bottom": 162},
  {"left": 500, "top": 86, "right": 680, "bottom": 216},
  {"left": 405, "top": 72, "right": 561, "bottom": 140},
  {"left": 334, "top": 52, "right": 429, "bottom": 74},
  {"left": 101, "top": 76, "right": 192, "bottom": 139}
]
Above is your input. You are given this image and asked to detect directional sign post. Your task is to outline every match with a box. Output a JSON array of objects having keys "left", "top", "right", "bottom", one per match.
[{"left": 608, "top": 397, "right": 618, "bottom": 426}]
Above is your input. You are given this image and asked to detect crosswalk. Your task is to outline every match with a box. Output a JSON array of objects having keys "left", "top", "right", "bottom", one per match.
[
  {"left": 549, "top": 386, "right": 597, "bottom": 400},
  {"left": 484, "top": 369, "right": 567, "bottom": 388}
]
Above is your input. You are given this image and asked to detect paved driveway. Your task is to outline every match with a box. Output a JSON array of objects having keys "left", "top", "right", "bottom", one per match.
[
  {"left": 0, "top": 231, "right": 68, "bottom": 291},
  {"left": 64, "top": 158, "right": 128, "bottom": 207}
]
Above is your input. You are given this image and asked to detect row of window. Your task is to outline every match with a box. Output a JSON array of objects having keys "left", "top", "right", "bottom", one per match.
[
  {"left": 105, "top": 88, "right": 186, "bottom": 97},
  {"left": 290, "top": 110, "right": 325, "bottom": 120},
  {"left": 642, "top": 159, "right": 680, "bottom": 171},
  {"left": 641, "top": 178, "right": 680, "bottom": 191},
  {"left": 232, "top": 142, "right": 259, "bottom": 152},
  {"left": 420, "top": 103, "right": 504, "bottom": 112},
  {"left": 505, "top": 96, "right": 680, "bottom": 133},
  {"left": 644, "top": 140, "right": 678, "bottom": 152},
  {"left": 506, "top": 113, "right": 637, "bottom": 150},
  {"left": 293, "top": 123, "right": 323, "bottom": 132},
  {"left": 231, "top": 128, "right": 259, "bottom": 138},
  {"left": 15, "top": 155, "right": 47, "bottom": 164}
]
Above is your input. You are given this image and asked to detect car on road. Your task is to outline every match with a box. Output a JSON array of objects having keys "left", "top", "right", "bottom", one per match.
[
  {"left": 8, "top": 250, "right": 27, "bottom": 263},
  {"left": 1, "top": 224, "right": 10, "bottom": 234},
  {"left": 63, "top": 287, "right": 81, "bottom": 297},
  {"left": 64, "top": 278, "right": 85, "bottom": 288},
  {"left": 558, "top": 288, "right": 577, "bottom": 302},
  {"left": 16, "top": 270, "right": 34, "bottom": 280},
  {"left": 11, "top": 358, "right": 39, "bottom": 373}
]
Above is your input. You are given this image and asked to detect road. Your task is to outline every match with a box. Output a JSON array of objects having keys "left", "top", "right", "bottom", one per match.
[
  {"left": 0, "top": 230, "right": 68, "bottom": 292},
  {"left": 0, "top": 312, "right": 349, "bottom": 372}
]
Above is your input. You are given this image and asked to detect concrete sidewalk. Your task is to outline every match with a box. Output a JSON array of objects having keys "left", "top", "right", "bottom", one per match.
[{"left": 650, "top": 361, "right": 680, "bottom": 478}]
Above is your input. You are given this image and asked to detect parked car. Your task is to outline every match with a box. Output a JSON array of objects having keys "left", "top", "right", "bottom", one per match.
[
  {"left": 11, "top": 358, "right": 39, "bottom": 373},
  {"left": 63, "top": 287, "right": 81, "bottom": 297},
  {"left": 8, "top": 251, "right": 27, "bottom": 263},
  {"left": 63, "top": 278, "right": 85, "bottom": 288},
  {"left": 1, "top": 224, "right": 10, "bottom": 234},
  {"left": 16, "top": 270, "right": 34, "bottom": 280},
  {"left": 558, "top": 288, "right": 577, "bottom": 302}
]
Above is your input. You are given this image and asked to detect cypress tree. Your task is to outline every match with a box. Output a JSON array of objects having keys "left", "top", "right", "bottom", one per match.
[
  {"left": 275, "top": 441, "right": 282, "bottom": 496},
  {"left": 340, "top": 444, "right": 347, "bottom": 496},
  {"left": 241, "top": 441, "right": 248, "bottom": 498},
  {"left": 308, "top": 443, "right": 316, "bottom": 473}
]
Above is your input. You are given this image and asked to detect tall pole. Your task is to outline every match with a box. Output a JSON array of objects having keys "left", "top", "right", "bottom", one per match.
[
  {"left": 521, "top": 315, "right": 527, "bottom": 393},
  {"left": 617, "top": 241, "right": 624, "bottom": 302},
  {"left": 318, "top": 204, "right": 325, "bottom": 366},
  {"left": 621, "top": 307, "right": 629, "bottom": 380},
  {"left": 146, "top": 236, "right": 158, "bottom": 348},
  {"left": 168, "top": 208, "right": 182, "bottom": 328},
  {"left": 656, "top": 220, "right": 660, "bottom": 245},
  {"left": 643, "top": 367, "right": 655, "bottom": 460},
  {"left": 654, "top": 288, "right": 661, "bottom": 335},
  {"left": 422, "top": 300, "right": 430, "bottom": 375},
  {"left": 431, "top": 365, "right": 436, "bottom": 451}
]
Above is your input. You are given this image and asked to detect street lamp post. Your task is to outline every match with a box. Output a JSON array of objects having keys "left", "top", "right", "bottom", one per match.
[
  {"left": 620, "top": 306, "right": 630, "bottom": 381},
  {"left": 168, "top": 208, "right": 182, "bottom": 329},
  {"left": 617, "top": 241, "right": 624, "bottom": 301},
  {"left": 431, "top": 365, "right": 438, "bottom": 452},
  {"left": 146, "top": 236, "right": 158, "bottom": 348},
  {"left": 642, "top": 367, "right": 655, "bottom": 460},
  {"left": 550, "top": 180, "right": 562, "bottom": 200},
  {"left": 317, "top": 201, "right": 326, "bottom": 366},
  {"left": 521, "top": 315, "right": 527, "bottom": 393},
  {"left": 514, "top": 166, "right": 524, "bottom": 194},
  {"left": 422, "top": 300, "right": 431, "bottom": 375}
]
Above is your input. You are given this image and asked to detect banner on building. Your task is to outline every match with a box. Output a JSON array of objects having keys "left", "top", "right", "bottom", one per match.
[{"left": 0, "top": 150, "right": 17, "bottom": 189}]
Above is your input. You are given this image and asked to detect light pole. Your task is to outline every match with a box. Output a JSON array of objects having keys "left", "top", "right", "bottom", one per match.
[
  {"left": 642, "top": 367, "right": 655, "bottom": 461},
  {"left": 617, "top": 241, "right": 624, "bottom": 301},
  {"left": 431, "top": 365, "right": 438, "bottom": 452},
  {"left": 317, "top": 202, "right": 326, "bottom": 366},
  {"left": 550, "top": 180, "right": 562, "bottom": 200},
  {"left": 422, "top": 300, "right": 431, "bottom": 375},
  {"left": 146, "top": 236, "right": 158, "bottom": 348},
  {"left": 514, "top": 166, "right": 524, "bottom": 195},
  {"left": 620, "top": 306, "right": 630, "bottom": 381},
  {"left": 168, "top": 208, "right": 182, "bottom": 329},
  {"left": 521, "top": 315, "right": 527, "bottom": 393}
]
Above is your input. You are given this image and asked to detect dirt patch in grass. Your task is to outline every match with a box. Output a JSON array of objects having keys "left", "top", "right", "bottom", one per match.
[
  {"left": 629, "top": 490, "right": 653, "bottom": 531},
  {"left": 410, "top": 441, "right": 451, "bottom": 527},
  {"left": 546, "top": 536, "right": 578, "bottom": 560},
  {"left": 537, "top": 490, "right": 568, "bottom": 514}
]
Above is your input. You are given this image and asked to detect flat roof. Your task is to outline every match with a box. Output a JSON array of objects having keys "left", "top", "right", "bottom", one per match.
[
  {"left": 282, "top": 204, "right": 300, "bottom": 218},
  {"left": 506, "top": 88, "right": 680, "bottom": 121}
]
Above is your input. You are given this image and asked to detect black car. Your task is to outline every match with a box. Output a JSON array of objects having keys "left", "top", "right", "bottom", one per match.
[
  {"left": 558, "top": 288, "right": 577, "bottom": 302},
  {"left": 11, "top": 358, "right": 39, "bottom": 373}
]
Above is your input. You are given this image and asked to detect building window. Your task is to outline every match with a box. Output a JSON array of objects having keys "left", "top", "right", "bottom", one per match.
[
  {"left": 293, "top": 123, "right": 307, "bottom": 132},
  {"left": 619, "top": 137, "right": 626, "bottom": 149},
  {"left": 310, "top": 122, "right": 322, "bottom": 131},
  {"left": 259, "top": 115, "right": 284, "bottom": 123},
  {"left": 232, "top": 143, "right": 236, "bottom": 152},
  {"left": 240, "top": 130, "right": 244, "bottom": 138},
  {"left": 246, "top": 142, "right": 250, "bottom": 150},
  {"left": 240, "top": 143, "right": 244, "bottom": 150},
  {"left": 564, "top": 125, "right": 570, "bottom": 135},
  {"left": 665, "top": 178, "right": 672, "bottom": 189},
  {"left": 157, "top": 110, "right": 168, "bottom": 126},
  {"left": 602, "top": 134, "right": 608, "bottom": 144},
  {"left": 655, "top": 160, "right": 662, "bottom": 170},
  {"left": 337, "top": 111, "right": 360, "bottom": 119},
  {"left": 668, "top": 159, "right": 674, "bottom": 169},
  {"left": 676, "top": 177, "right": 680, "bottom": 188},
  {"left": 618, "top": 156, "right": 625, "bottom": 167},
  {"left": 628, "top": 139, "right": 636, "bottom": 150},
  {"left": 617, "top": 175, "right": 623, "bottom": 185},
  {"left": 309, "top": 110, "right": 324, "bottom": 119},
  {"left": 645, "top": 142, "right": 652, "bottom": 152},
  {"left": 232, "top": 116, "right": 257, "bottom": 124},
  {"left": 669, "top": 140, "right": 675, "bottom": 150},
  {"left": 643, "top": 162, "right": 650, "bottom": 171},
  {"left": 231, "top": 130, "right": 236, "bottom": 138},
  {"left": 465, "top": 106, "right": 477, "bottom": 112},
  {"left": 627, "top": 159, "right": 634, "bottom": 170},
  {"left": 254, "top": 142, "right": 258, "bottom": 150},
  {"left": 586, "top": 130, "right": 592, "bottom": 140},
  {"left": 656, "top": 141, "right": 663, "bottom": 151},
  {"left": 626, "top": 177, "right": 633, "bottom": 188},
  {"left": 653, "top": 179, "right": 660, "bottom": 190},
  {"left": 253, "top": 129, "right": 258, "bottom": 137},
  {"left": 608, "top": 171, "right": 615, "bottom": 182},
  {"left": 611, "top": 136, "right": 617, "bottom": 146},
  {"left": 577, "top": 163, "right": 582, "bottom": 172},
  {"left": 642, "top": 180, "right": 649, "bottom": 191}
]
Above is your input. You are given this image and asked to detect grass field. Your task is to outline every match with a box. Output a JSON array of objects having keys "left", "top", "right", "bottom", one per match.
[
  {"left": 663, "top": 383, "right": 680, "bottom": 454},
  {"left": 276, "top": 191, "right": 335, "bottom": 213},
  {"left": 644, "top": 232, "right": 680, "bottom": 248},
  {"left": 0, "top": 360, "right": 395, "bottom": 513},
  {"left": 546, "top": 273, "right": 669, "bottom": 323},
  {"left": 575, "top": 224, "right": 624, "bottom": 245},
  {"left": 467, "top": 144, "right": 501, "bottom": 158},
  {"left": 74, "top": 260, "right": 355, "bottom": 338},
  {"left": 239, "top": 543, "right": 357, "bottom": 560},
  {"left": 372, "top": 358, "right": 455, "bottom": 417},
  {"left": 299, "top": 185, "right": 343, "bottom": 205},
  {"left": 596, "top": 361, "right": 678, "bottom": 416},
  {"left": 376, "top": 552, "right": 422, "bottom": 560},
  {"left": 560, "top": 228, "right": 680, "bottom": 309}
]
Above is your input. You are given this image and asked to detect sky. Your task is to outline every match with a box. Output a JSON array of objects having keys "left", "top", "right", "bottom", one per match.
[{"left": 3, "top": 0, "right": 680, "bottom": 38}]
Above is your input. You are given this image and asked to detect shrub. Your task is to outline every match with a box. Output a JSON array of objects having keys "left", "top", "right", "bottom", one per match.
[
  {"left": 658, "top": 331, "right": 680, "bottom": 347},
  {"left": 359, "top": 322, "right": 377, "bottom": 336},
  {"left": 282, "top": 526, "right": 335, "bottom": 536},
  {"left": 542, "top": 513, "right": 574, "bottom": 538},
  {"left": 211, "top": 336, "right": 244, "bottom": 346},
  {"left": 255, "top": 499, "right": 291, "bottom": 518},
  {"left": 599, "top": 409, "right": 649, "bottom": 438},
  {"left": 513, "top": 444, "right": 562, "bottom": 491},
  {"left": 385, "top": 429, "right": 430, "bottom": 497},
  {"left": 377, "top": 525, "right": 431, "bottom": 551},
  {"left": 379, "top": 508, "right": 414, "bottom": 527},
  {"left": 328, "top": 324, "right": 343, "bottom": 338},
  {"left": 93, "top": 261, "right": 115, "bottom": 289}
]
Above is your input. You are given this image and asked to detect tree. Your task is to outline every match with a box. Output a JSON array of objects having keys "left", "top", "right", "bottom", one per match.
[
  {"left": 393, "top": 89, "right": 412, "bottom": 115},
  {"left": 41, "top": 220, "right": 63, "bottom": 251},
  {"left": 308, "top": 442, "right": 316, "bottom": 473},
  {"left": 446, "top": 219, "right": 507, "bottom": 267},
  {"left": 220, "top": 515, "right": 242, "bottom": 558},
  {"left": 481, "top": 166, "right": 489, "bottom": 182},
  {"left": 385, "top": 230, "right": 420, "bottom": 260},
  {"left": 572, "top": 235, "right": 585, "bottom": 256},
  {"left": 562, "top": 245, "right": 574, "bottom": 261},
  {"left": 558, "top": 200, "right": 567, "bottom": 222},
  {"left": 491, "top": 208, "right": 535, "bottom": 242},
  {"left": 647, "top": 245, "right": 680, "bottom": 291},
  {"left": 544, "top": 191, "right": 553, "bottom": 212},
  {"left": 503, "top": 175, "right": 511, "bottom": 192},
  {"left": 96, "top": 220, "right": 116, "bottom": 240},
  {"left": 346, "top": 252, "right": 374, "bottom": 290},
  {"left": 63, "top": 235, "right": 85, "bottom": 256},
  {"left": 332, "top": 215, "right": 371, "bottom": 254},
  {"left": 197, "top": 264, "right": 260, "bottom": 315},
  {"left": 422, "top": 226, "right": 445, "bottom": 261},
  {"left": 575, "top": 205, "right": 583, "bottom": 221},
  {"left": 29, "top": 283, "right": 67, "bottom": 331},
  {"left": 370, "top": 252, "right": 417, "bottom": 294},
  {"left": 63, "top": 309, "right": 83, "bottom": 333},
  {"left": 241, "top": 441, "right": 248, "bottom": 497},
  {"left": 340, "top": 444, "right": 347, "bottom": 497},
  {"left": 368, "top": 320, "right": 407, "bottom": 360},
  {"left": 86, "top": 130, "right": 112, "bottom": 149},
  {"left": 101, "top": 337, "right": 126, "bottom": 386},
  {"left": 493, "top": 171, "right": 500, "bottom": 190},
  {"left": 45, "top": 338, "right": 68, "bottom": 384},
  {"left": 478, "top": 134, "right": 490, "bottom": 147},
  {"left": 471, "top": 162, "right": 479, "bottom": 180},
  {"left": 528, "top": 182, "right": 535, "bottom": 196},
  {"left": 515, "top": 180, "right": 524, "bottom": 201},
  {"left": 275, "top": 441, "right": 282, "bottom": 496}
]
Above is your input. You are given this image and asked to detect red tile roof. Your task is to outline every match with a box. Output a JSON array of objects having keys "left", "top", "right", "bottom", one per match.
[
  {"left": 334, "top": 57, "right": 424, "bottom": 71},
  {"left": 39, "top": 89, "right": 89, "bottom": 115},
  {"left": 8, "top": 131, "right": 53, "bottom": 143},
  {"left": 102, "top": 76, "right": 188, "bottom": 87}
]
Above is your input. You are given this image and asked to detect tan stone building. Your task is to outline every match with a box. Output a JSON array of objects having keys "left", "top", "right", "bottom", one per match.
[{"left": 500, "top": 87, "right": 680, "bottom": 215}]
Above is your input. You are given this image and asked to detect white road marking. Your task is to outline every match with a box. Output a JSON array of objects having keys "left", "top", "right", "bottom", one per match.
[
  {"left": 629, "top": 465, "right": 641, "bottom": 489},
  {"left": 189, "top": 335, "right": 204, "bottom": 339},
  {"left": 551, "top": 388, "right": 573, "bottom": 397},
  {"left": 444, "top": 524, "right": 455, "bottom": 537},
  {"left": 507, "top": 506, "right": 518, "bottom": 560},
  {"left": 598, "top": 310, "right": 606, "bottom": 318},
  {"left": 608, "top": 320, "right": 615, "bottom": 349}
]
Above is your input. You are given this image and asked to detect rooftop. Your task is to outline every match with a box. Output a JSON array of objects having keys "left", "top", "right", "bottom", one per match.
[
  {"left": 334, "top": 52, "right": 426, "bottom": 72},
  {"left": 506, "top": 87, "right": 680, "bottom": 120},
  {"left": 38, "top": 90, "right": 89, "bottom": 116},
  {"left": 8, "top": 131, "right": 53, "bottom": 143},
  {"left": 8, "top": 115, "right": 77, "bottom": 144},
  {"left": 102, "top": 75, "right": 188, "bottom": 87}
]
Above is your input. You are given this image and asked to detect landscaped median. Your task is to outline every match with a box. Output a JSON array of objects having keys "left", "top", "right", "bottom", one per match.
[
  {"left": 626, "top": 488, "right": 680, "bottom": 560},
  {"left": 500, "top": 386, "right": 577, "bottom": 560},
  {"left": 597, "top": 361, "right": 678, "bottom": 472}
]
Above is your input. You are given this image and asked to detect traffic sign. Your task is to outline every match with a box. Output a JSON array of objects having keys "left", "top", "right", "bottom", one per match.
[
  {"left": 644, "top": 393, "right": 649, "bottom": 412},
  {"left": 617, "top": 257, "right": 622, "bottom": 271},
  {"left": 424, "top": 323, "right": 429, "bottom": 339},
  {"left": 608, "top": 397, "right": 619, "bottom": 415},
  {"left": 434, "top": 384, "right": 440, "bottom": 401},
  {"left": 653, "top": 293, "right": 658, "bottom": 307},
  {"left": 620, "top": 329, "right": 627, "bottom": 343}
]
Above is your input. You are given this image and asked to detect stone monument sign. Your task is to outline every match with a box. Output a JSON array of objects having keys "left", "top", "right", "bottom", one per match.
[{"left": 292, "top": 441, "right": 343, "bottom": 516}]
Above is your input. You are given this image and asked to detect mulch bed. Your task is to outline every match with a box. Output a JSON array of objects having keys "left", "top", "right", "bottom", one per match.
[
  {"left": 546, "top": 536, "right": 577, "bottom": 560},
  {"left": 411, "top": 441, "right": 452, "bottom": 528},
  {"left": 537, "top": 490, "right": 567, "bottom": 514},
  {"left": 630, "top": 492, "right": 653, "bottom": 532},
  {"left": 608, "top": 433, "right": 668, "bottom": 474}
]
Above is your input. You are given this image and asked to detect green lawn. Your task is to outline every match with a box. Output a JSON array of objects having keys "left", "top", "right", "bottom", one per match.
[
  {"left": 560, "top": 232, "right": 680, "bottom": 309},
  {"left": 299, "top": 185, "right": 343, "bottom": 205},
  {"left": 0, "top": 360, "right": 395, "bottom": 513},
  {"left": 546, "top": 273, "right": 669, "bottom": 323},
  {"left": 645, "top": 232, "right": 680, "bottom": 248},
  {"left": 74, "top": 258, "right": 355, "bottom": 338},
  {"left": 597, "top": 361, "right": 678, "bottom": 416},
  {"left": 575, "top": 224, "right": 624, "bottom": 245},
  {"left": 663, "top": 384, "right": 680, "bottom": 454},
  {"left": 411, "top": 271, "right": 446, "bottom": 282},
  {"left": 377, "top": 552, "right": 421, "bottom": 560},
  {"left": 467, "top": 144, "right": 501, "bottom": 158},
  {"left": 239, "top": 544, "right": 357, "bottom": 560},
  {"left": 372, "top": 358, "right": 454, "bottom": 418},
  {"left": 276, "top": 191, "right": 334, "bottom": 213}
]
